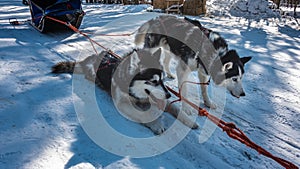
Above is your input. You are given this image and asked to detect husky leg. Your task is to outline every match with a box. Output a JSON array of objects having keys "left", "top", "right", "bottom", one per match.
[
  {"left": 163, "top": 51, "right": 175, "bottom": 79},
  {"left": 198, "top": 70, "right": 217, "bottom": 109},
  {"left": 143, "top": 118, "right": 165, "bottom": 135},
  {"left": 165, "top": 101, "right": 198, "bottom": 129},
  {"left": 176, "top": 64, "right": 195, "bottom": 115},
  {"left": 113, "top": 91, "right": 166, "bottom": 135}
]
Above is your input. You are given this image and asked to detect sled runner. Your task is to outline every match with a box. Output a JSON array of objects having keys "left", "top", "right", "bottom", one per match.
[{"left": 28, "top": 0, "right": 84, "bottom": 32}]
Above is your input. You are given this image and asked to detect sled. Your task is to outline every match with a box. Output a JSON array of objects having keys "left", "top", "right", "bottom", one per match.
[{"left": 28, "top": 0, "right": 84, "bottom": 32}]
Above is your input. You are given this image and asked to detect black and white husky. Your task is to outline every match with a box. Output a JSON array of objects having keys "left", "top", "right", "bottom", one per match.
[
  {"left": 135, "top": 15, "right": 252, "bottom": 109},
  {"left": 52, "top": 48, "right": 198, "bottom": 134}
]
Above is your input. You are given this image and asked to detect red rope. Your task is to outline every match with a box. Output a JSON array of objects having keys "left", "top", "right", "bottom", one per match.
[
  {"left": 44, "top": 16, "right": 298, "bottom": 169},
  {"left": 166, "top": 85, "right": 298, "bottom": 169},
  {"left": 95, "top": 32, "right": 136, "bottom": 37},
  {"left": 45, "top": 16, "right": 122, "bottom": 59}
]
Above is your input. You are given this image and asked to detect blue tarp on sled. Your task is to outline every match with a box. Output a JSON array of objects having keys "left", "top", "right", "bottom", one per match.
[{"left": 28, "top": 0, "right": 84, "bottom": 32}]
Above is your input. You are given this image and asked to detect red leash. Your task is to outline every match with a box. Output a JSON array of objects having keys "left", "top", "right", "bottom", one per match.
[
  {"left": 166, "top": 84, "right": 298, "bottom": 169},
  {"left": 45, "top": 16, "right": 123, "bottom": 59},
  {"left": 45, "top": 16, "right": 298, "bottom": 169}
]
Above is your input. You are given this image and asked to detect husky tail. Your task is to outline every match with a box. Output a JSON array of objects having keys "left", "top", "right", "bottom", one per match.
[
  {"left": 134, "top": 21, "right": 150, "bottom": 46},
  {"left": 51, "top": 61, "right": 76, "bottom": 74}
]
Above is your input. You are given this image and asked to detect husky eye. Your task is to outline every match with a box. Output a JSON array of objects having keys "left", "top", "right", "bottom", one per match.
[
  {"left": 145, "top": 80, "right": 159, "bottom": 86},
  {"left": 232, "top": 77, "right": 238, "bottom": 82},
  {"left": 145, "top": 89, "right": 150, "bottom": 95},
  {"left": 151, "top": 80, "right": 158, "bottom": 84}
]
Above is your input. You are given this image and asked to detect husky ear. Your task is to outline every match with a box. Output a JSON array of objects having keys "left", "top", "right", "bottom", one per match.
[
  {"left": 241, "top": 56, "right": 252, "bottom": 65},
  {"left": 131, "top": 51, "right": 140, "bottom": 66},
  {"left": 222, "top": 62, "right": 233, "bottom": 72},
  {"left": 153, "top": 48, "right": 162, "bottom": 60},
  {"left": 129, "top": 51, "right": 140, "bottom": 75}
]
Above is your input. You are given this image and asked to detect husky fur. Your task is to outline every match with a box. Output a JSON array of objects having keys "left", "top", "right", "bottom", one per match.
[
  {"left": 135, "top": 15, "right": 252, "bottom": 109},
  {"left": 52, "top": 48, "right": 198, "bottom": 135}
]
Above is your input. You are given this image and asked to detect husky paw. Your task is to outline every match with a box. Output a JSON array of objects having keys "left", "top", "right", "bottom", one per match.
[
  {"left": 204, "top": 101, "right": 217, "bottom": 109},
  {"left": 84, "top": 72, "right": 96, "bottom": 82},
  {"left": 151, "top": 124, "right": 166, "bottom": 135},
  {"left": 144, "top": 120, "right": 166, "bottom": 135},
  {"left": 179, "top": 112, "right": 199, "bottom": 129},
  {"left": 191, "top": 123, "right": 199, "bottom": 129},
  {"left": 185, "top": 121, "right": 199, "bottom": 129}
]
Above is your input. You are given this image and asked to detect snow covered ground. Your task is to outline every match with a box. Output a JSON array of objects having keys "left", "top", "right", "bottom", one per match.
[{"left": 0, "top": 0, "right": 299, "bottom": 168}]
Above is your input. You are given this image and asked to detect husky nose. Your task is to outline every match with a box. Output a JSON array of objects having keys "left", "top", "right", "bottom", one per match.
[
  {"left": 240, "top": 92, "right": 246, "bottom": 97},
  {"left": 166, "top": 93, "right": 171, "bottom": 99}
]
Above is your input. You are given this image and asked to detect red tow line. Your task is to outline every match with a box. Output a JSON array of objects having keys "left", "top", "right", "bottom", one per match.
[
  {"left": 45, "top": 16, "right": 123, "bottom": 59},
  {"left": 45, "top": 16, "right": 298, "bottom": 169},
  {"left": 166, "top": 84, "right": 298, "bottom": 169}
]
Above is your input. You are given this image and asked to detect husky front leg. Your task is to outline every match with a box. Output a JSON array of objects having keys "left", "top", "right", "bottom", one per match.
[
  {"left": 198, "top": 70, "right": 216, "bottom": 109},
  {"left": 117, "top": 101, "right": 166, "bottom": 135},
  {"left": 176, "top": 64, "right": 195, "bottom": 115},
  {"left": 165, "top": 100, "right": 198, "bottom": 129},
  {"left": 113, "top": 88, "right": 166, "bottom": 135},
  {"left": 163, "top": 50, "right": 176, "bottom": 79}
]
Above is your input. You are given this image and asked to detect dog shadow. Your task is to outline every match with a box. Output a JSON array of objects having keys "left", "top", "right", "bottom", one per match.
[{"left": 64, "top": 125, "right": 122, "bottom": 169}]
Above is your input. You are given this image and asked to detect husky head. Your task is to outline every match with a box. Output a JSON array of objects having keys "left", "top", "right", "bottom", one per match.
[
  {"left": 212, "top": 50, "right": 252, "bottom": 98},
  {"left": 128, "top": 49, "right": 171, "bottom": 110}
]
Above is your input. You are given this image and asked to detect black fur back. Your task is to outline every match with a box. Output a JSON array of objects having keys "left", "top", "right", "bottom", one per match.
[
  {"left": 143, "top": 16, "right": 205, "bottom": 64},
  {"left": 184, "top": 17, "right": 228, "bottom": 57}
]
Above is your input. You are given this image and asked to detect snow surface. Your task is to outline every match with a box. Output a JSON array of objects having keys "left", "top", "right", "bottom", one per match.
[{"left": 0, "top": 0, "right": 299, "bottom": 168}]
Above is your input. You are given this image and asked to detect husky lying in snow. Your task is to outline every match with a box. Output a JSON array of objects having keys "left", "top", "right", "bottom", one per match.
[
  {"left": 52, "top": 48, "right": 198, "bottom": 135},
  {"left": 135, "top": 15, "right": 252, "bottom": 109}
]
